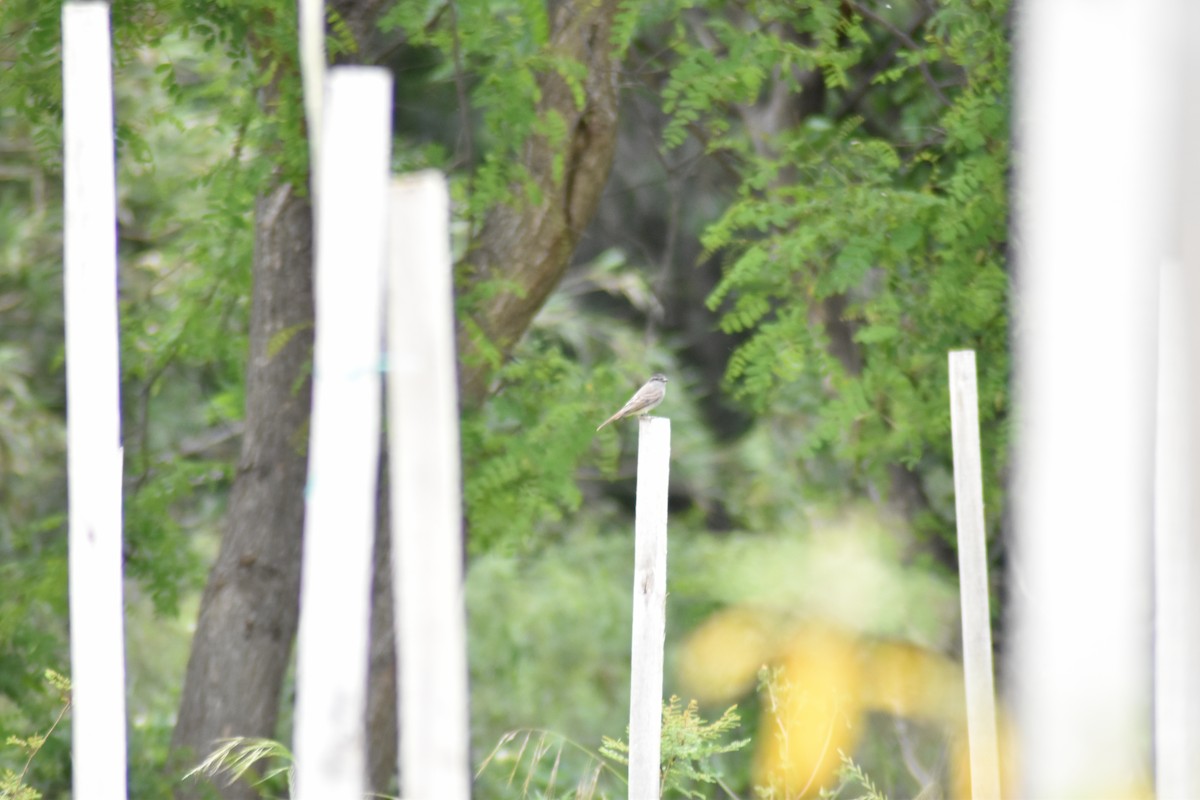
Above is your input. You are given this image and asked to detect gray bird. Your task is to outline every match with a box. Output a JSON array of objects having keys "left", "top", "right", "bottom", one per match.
[{"left": 596, "top": 374, "right": 668, "bottom": 431}]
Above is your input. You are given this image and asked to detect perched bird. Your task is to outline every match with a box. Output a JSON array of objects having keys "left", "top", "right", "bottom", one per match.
[{"left": 596, "top": 374, "right": 668, "bottom": 431}]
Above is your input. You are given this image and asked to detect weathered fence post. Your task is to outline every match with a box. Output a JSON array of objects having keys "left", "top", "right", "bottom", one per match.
[
  {"left": 947, "top": 350, "right": 1002, "bottom": 800},
  {"left": 62, "top": 4, "right": 129, "bottom": 797},
  {"left": 628, "top": 416, "right": 671, "bottom": 800},
  {"left": 292, "top": 67, "right": 393, "bottom": 800},
  {"left": 388, "top": 171, "right": 471, "bottom": 800},
  {"left": 1013, "top": 2, "right": 1169, "bottom": 795}
]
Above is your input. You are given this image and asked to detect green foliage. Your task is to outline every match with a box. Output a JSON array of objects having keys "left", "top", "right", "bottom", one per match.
[
  {"left": 0, "top": 771, "right": 39, "bottom": 800},
  {"left": 816, "top": 752, "right": 889, "bottom": 800},
  {"left": 0, "top": 671, "right": 70, "bottom": 800},
  {"left": 0, "top": 2, "right": 273, "bottom": 788},
  {"left": 0, "top": 136, "right": 71, "bottom": 793},
  {"left": 380, "top": 0, "right": 554, "bottom": 225},
  {"left": 467, "top": 520, "right": 760, "bottom": 796},
  {"left": 461, "top": 347, "right": 624, "bottom": 553},
  {"left": 0, "top": 1, "right": 65, "bottom": 165},
  {"left": 476, "top": 697, "right": 746, "bottom": 800},
  {"left": 467, "top": 530, "right": 635, "bottom": 776},
  {"left": 600, "top": 697, "right": 749, "bottom": 799},
  {"left": 115, "top": 26, "right": 261, "bottom": 615},
  {"left": 665, "top": 0, "right": 1011, "bottom": 537}
]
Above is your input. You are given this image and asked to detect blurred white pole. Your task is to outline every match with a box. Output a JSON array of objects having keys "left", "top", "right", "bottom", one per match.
[
  {"left": 62, "top": 5, "right": 129, "bottom": 798},
  {"left": 628, "top": 416, "right": 671, "bottom": 800},
  {"left": 293, "top": 68, "right": 392, "bottom": 800},
  {"left": 1154, "top": 257, "right": 1200, "bottom": 797},
  {"left": 297, "top": 0, "right": 324, "bottom": 194},
  {"left": 1155, "top": 2, "right": 1200, "bottom": 793},
  {"left": 948, "top": 350, "right": 1002, "bottom": 800},
  {"left": 389, "top": 171, "right": 471, "bottom": 800},
  {"left": 1013, "top": 1, "right": 1172, "bottom": 796}
]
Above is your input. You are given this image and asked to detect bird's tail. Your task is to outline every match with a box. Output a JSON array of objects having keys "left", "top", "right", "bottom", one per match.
[{"left": 596, "top": 412, "right": 621, "bottom": 432}]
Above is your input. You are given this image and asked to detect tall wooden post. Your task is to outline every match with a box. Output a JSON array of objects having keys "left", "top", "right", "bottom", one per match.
[
  {"left": 62, "top": 4, "right": 129, "bottom": 797},
  {"left": 1013, "top": 1, "right": 1170, "bottom": 794},
  {"left": 389, "top": 171, "right": 471, "bottom": 800},
  {"left": 1154, "top": 1, "right": 1200, "bottom": 790},
  {"left": 948, "top": 350, "right": 1002, "bottom": 800},
  {"left": 628, "top": 416, "right": 671, "bottom": 800},
  {"left": 292, "top": 67, "right": 392, "bottom": 800}
]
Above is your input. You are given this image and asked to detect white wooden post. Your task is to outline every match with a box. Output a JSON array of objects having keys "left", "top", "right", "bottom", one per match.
[
  {"left": 947, "top": 350, "right": 1002, "bottom": 800},
  {"left": 62, "top": 4, "right": 129, "bottom": 798},
  {"left": 292, "top": 68, "right": 393, "bottom": 800},
  {"left": 628, "top": 416, "right": 671, "bottom": 800},
  {"left": 1153, "top": 256, "right": 1200, "bottom": 798},
  {"left": 388, "top": 171, "right": 471, "bottom": 800},
  {"left": 1154, "top": 3, "right": 1200, "bottom": 790},
  {"left": 297, "top": 0, "right": 325, "bottom": 193},
  {"left": 1013, "top": 1, "right": 1170, "bottom": 795}
]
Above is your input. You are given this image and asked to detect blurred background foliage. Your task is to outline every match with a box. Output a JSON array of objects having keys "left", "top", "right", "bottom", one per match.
[{"left": 0, "top": 0, "right": 1010, "bottom": 796}]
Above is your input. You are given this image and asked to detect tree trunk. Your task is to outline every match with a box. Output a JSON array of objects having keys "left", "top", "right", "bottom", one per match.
[{"left": 170, "top": 185, "right": 314, "bottom": 799}]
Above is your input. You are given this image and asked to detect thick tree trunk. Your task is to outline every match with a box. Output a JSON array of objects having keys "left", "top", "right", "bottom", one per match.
[{"left": 170, "top": 186, "right": 314, "bottom": 799}]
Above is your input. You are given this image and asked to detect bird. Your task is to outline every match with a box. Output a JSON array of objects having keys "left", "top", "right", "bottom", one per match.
[{"left": 596, "top": 374, "right": 668, "bottom": 431}]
